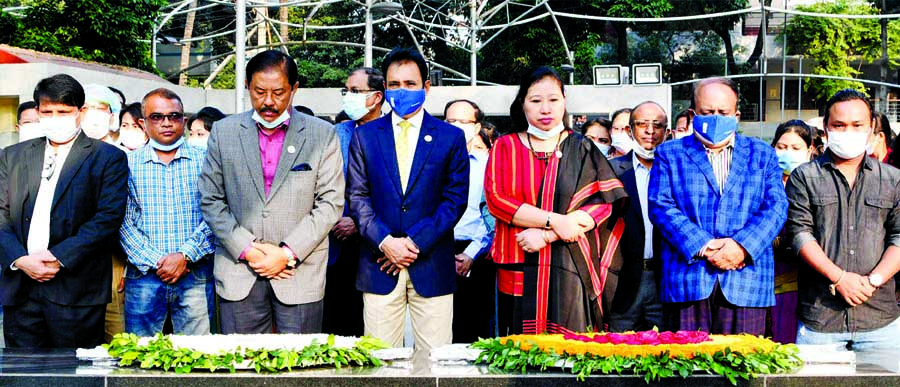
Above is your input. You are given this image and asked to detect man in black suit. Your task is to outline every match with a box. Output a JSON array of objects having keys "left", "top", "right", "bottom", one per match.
[
  {"left": 0, "top": 74, "right": 129, "bottom": 348},
  {"left": 607, "top": 101, "right": 668, "bottom": 332}
]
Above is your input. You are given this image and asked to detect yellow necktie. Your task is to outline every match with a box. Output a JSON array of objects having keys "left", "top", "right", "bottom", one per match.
[{"left": 397, "top": 120, "right": 412, "bottom": 192}]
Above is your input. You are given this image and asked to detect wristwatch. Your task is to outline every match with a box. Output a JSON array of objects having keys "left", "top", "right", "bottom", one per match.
[
  {"left": 282, "top": 246, "right": 299, "bottom": 269},
  {"left": 868, "top": 273, "right": 884, "bottom": 287}
]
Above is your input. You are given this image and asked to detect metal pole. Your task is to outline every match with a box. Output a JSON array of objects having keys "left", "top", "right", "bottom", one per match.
[
  {"left": 759, "top": 3, "right": 766, "bottom": 134},
  {"left": 798, "top": 56, "right": 803, "bottom": 117},
  {"left": 364, "top": 0, "right": 373, "bottom": 68},
  {"left": 151, "top": 30, "right": 157, "bottom": 67},
  {"left": 469, "top": 0, "right": 477, "bottom": 86},
  {"left": 781, "top": 0, "right": 787, "bottom": 122},
  {"left": 235, "top": 0, "right": 247, "bottom": 112}
]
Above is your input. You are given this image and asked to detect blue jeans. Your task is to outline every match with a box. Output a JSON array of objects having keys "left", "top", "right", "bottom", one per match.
[
  {"left": 124, "top": 259, "right": 214, "bottom": 336},
  {"left": 797, "top": 316, "right": 900, "bottom": 351}
]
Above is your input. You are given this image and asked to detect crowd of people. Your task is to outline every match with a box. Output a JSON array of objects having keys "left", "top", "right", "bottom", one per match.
[{"left": 0, "top": 47, "right": 898, "bottom": 353}]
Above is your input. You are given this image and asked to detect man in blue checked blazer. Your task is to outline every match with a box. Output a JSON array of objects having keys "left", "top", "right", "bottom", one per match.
[{"left": 648, "top": 78, "right": 787, "bottom": 336}]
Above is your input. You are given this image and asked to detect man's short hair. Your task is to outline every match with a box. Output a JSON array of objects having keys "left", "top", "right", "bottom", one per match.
[
  {"left": 141, "top": 88, "right": 184, "bottom": 115},
  {"left": 351, "top": 67, "right": 385, "bottom": 93},
  {"left": 246, "top": 50, "right": 299, "bottom": 87},
  {"left": 691, "top": 77, "right": 740, "bottom": 111},
  {"left": 16, "top": 101, "right": 37, "bottom": 122},
  {"left": 580, "top": 118, "right": 611, "bottom": 136},
  {"left": 823, "top": 88, "right": 874, "bottom": 128},
  {"left": 674, "top": 109, "right": 690, "bottom": 123},
  {"left": 443, "top": 99, "right": 484, "bottom": 124},
  {"left": 381, "top": 47, "right": 429, "bottom": 84},
  {"left": 33, "top": 74, "right": 85, "bottom": 109},
  {"left": 629, "top": 101, "right": 668, "bottom": 129}
]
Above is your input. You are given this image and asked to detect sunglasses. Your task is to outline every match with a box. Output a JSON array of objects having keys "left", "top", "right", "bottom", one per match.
[{"left": 147, "top": 112, "right": 184, "bottom": 123}]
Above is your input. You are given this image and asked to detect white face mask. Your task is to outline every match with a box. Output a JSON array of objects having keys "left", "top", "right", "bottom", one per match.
[
  {"left": 119, "top": 129, "right": 147, "bottom": 150},
  {"left": 827, "top": 130, "right": 870, "bottom": 159},
  {"left": 40, "top": 115, "right": 81, "bottom": 144},
  {"left": 109, "top": 114, "right": 121, "bottom": 132},
  {"left": 593, "top": 141, "right": 611, "bottom": 156},
  {"left": 81, "top": 109, "right": 112, "bottom": 139},
  {"left": 188, "top": 136, "right": 208, "bottom": 150},
  {"left": 610, "top": 132, "right": 634, "bottom": 153},
  {"left": 252, "top": 109, "right": 290, "bottom": 129},
  {"left": 342, "top": 92, "right": 375, "bottom": 121},
  {"left": 527, "top": 123, "right": 565, "bottom": 141},
  {"left": 18, "top": 122, "right": 44, "bottom": 143},
  {"left": 451, "top": 122, "right": 477, "bottom": 143},
  {"left": 633, "top": 144, "right": 655, "bottom": 160}
]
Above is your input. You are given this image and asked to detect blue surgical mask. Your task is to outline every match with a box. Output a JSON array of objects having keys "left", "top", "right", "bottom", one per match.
[
  {"left": 775, "top": 149, "right": 808, "bottom": 175},
  {"left": 692, "top": 114, "right": 738, "bottom": 146},
  {"left": 148, "top": 136, "right": 184, "bottom": 152},
  {"left": 385, "top": 88, "right": 426, "bottom": 117}
]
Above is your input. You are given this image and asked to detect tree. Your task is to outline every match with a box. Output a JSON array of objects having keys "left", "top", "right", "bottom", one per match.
[
  {"left": 665, "top": 0, "right": 750, "bottom": 75},
  {"left": 784, "top": 0, "right": 900, "bottom": 100},
  {"left": 588, "top": 0, "right": 672, "bottom": 66},
  {"left": 9, "top": 0, "right": 166, "bottom": 73}
]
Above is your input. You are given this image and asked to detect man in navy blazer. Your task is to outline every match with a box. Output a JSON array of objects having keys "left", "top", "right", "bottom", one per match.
[
  {"left": 0, "top": 74, "right": 129, "bottom": 348},
  {"left": 648, "top": 78, "right": 787, "bottom": 336},
  {"left": 348, "top": 47, "right": 468, "bottom": 351},
  {"left": 607, "top": 101, "right": 668, "bottom": 333}
]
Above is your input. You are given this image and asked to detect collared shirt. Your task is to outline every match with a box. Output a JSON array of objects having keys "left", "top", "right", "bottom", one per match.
[
  {"left": 26, "top": 139, "right": 74, "bottom": 254},
  {"left": 391, "top": 110, "right": 424, "bottom": 191},
  {"left": 632, "top": 153, "right": 654, "bottom": 259},
  {"left": 785, "top": 151, "right": 900, "bottom": 333},
  {"left": 257, "top": 118, "right": 291, "bottom": 197},
  {"left": 453, "top": 151, "right": 492, "bottom": 260},
  {"left": 119, "top": 145, "right": 215, "bottom": 274},
  {"left": 705, "top": 138, "right": 734, "bottom": 194}
]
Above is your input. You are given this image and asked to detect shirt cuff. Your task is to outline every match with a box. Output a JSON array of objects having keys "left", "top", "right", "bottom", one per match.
[
  {"left": 791, "top": 231, "right": 817, "bottom": 254},
  {"left": 238, "top": 243, "right": 253, "bottom": 260},
  {"left": 280, "top": 243, "right": 297, "bottom": 259},
  {"left": 462, "top": 242, "right": 481, "bottom": 261}
]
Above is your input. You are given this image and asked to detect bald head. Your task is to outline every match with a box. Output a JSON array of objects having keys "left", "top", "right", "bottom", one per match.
[{"left": 630, "top": 101, "right": 668, "bottom": 150}]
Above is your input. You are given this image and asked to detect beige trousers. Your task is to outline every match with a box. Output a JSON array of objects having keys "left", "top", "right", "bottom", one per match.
[
  {"left": 363, "top": 269, "right": 453, "bottom": 352},
  {"left": 104, "top": 253, "right": 126, "bottom": 343}
]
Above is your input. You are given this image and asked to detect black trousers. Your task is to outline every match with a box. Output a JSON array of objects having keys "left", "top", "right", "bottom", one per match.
[
  {"left": 4, "top": 293, "right": 105, "bottom": 348},
  {"left": 322, "top": 237, "right": 364, "bottom": 337},
  {"left": 452, "top": 240, "right": 496, "bottom": 343},
  {"left": 219, "top": 277, "right": 323, "bottom": 334}
]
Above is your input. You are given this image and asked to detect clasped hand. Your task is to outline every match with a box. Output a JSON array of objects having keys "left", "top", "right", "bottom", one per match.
[
  {"left": 156, "top": 252, "right": 189, "bottom": 284},
  {"left": 14, "top": 250, "right": 60, "bottom": 282},
  {"left": 835, "top": 272, "right": 876, "bottom": 307},
  {"left": 377, "top": 236, "right": 419, "bottom": 275},
  {"left": 244, "top": 242, "right": 295, "bottom": 280},
  {"left": 703, "top": 238, "right": 747, "bottom": 271}
]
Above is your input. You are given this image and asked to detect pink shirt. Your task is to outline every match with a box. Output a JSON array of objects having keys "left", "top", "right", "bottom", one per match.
[{"left": 257, "top": 120, "right": 290, "bottom": 197}]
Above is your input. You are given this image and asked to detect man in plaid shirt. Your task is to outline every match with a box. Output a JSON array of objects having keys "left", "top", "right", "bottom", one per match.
[{"left": 119, "top": 88, "right": 215, "bottom": 336}]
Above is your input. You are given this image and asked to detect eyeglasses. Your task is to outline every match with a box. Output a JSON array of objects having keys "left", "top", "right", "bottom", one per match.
[
  {"left": 340, "top": 88, "right": 377, "bottom": 96},
  {"left": 632, "top": 120, "right": 667, "bottom": 131},
  {"left": 147, "top": 112, "right": 184, "bottom": 123}
]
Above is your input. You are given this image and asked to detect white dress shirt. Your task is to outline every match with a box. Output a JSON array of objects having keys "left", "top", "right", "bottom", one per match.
[
  {"left": 27, "top": 140, "right": 74, "bottom": 254},
  {"left": 632, "top": 153, "right": 654, "bottom": 259}
]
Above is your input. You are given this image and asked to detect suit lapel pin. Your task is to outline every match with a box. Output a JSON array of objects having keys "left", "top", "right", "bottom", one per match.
[
  {"left": 287, "top": 145, "right": 296, "bottom": 154},
  {"left": 424, "top": 135, "right": 433, "bottom": 143}
]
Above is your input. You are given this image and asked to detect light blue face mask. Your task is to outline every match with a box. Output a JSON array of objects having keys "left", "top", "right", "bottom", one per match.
[
  {"left": 385, "top": 88, "right": 426, "bottom": 117},
  {"left": 692, "top": 114, "right": 738, "bottom": 146},
  {"left": 775, "top": 149, "right": 808, "bottom": 175},
  {"left": 149, "top": 136, "right": 184, "bottom": 152}
]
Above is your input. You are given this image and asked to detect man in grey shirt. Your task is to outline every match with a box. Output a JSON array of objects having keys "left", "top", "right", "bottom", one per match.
[{"left": 786, "top": 89, "right": 900, "bottom": 350}]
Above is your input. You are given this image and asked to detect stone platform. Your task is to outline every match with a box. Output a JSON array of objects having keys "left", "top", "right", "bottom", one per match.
[{"left": 1, "top": 347, "right": 898, "bottom": 387}]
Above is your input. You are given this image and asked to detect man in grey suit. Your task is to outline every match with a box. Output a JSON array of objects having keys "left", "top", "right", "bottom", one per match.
[{"left": 200, "top": 50, "right": 344, "bottom": 334}]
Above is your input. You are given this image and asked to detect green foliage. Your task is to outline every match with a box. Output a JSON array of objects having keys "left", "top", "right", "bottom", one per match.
[
  {"left": 7, "top": 0, "right": 165, "bottom": 73},
  {"left": 784, "top": 0, "right": 900, "bottom": 99},
  {"left": 104, "top": 333, "right": 389, "bottom": 373},
  {"left": 472, "top": 337, "right": 803, "bottom": 384}
]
